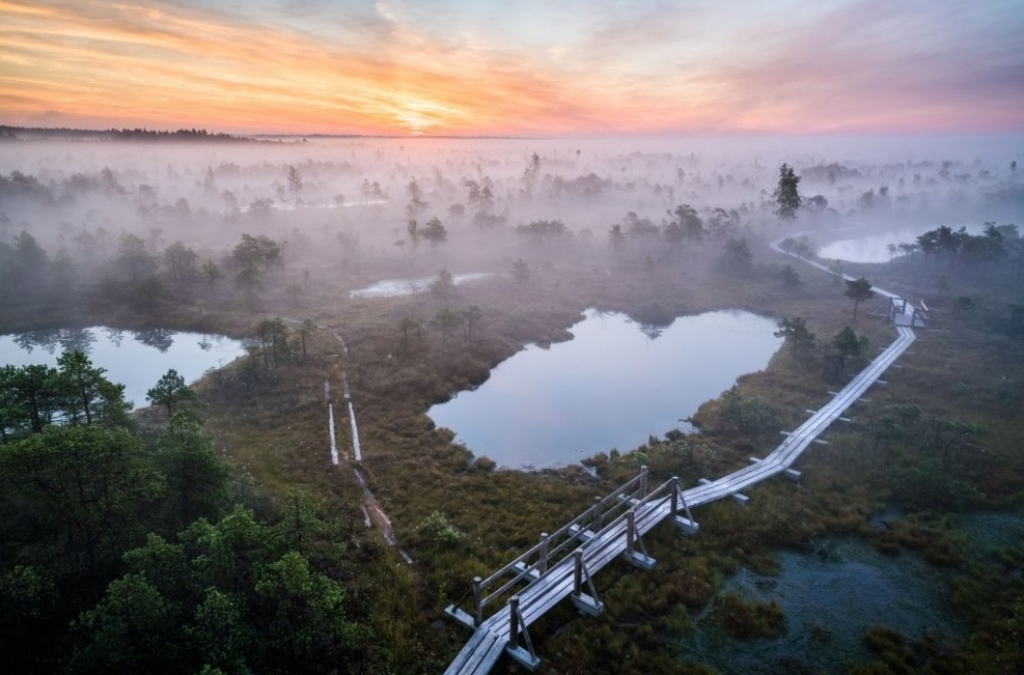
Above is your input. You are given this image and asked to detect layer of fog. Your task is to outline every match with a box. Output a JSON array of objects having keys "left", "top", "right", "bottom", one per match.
[{"left": 1, "top": 133, "right": 1021, "bottom": 327}]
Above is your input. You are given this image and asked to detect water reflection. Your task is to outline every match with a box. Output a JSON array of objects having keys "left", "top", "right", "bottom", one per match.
[
  {"left": 1, "top": 327, "right": 245, "bottom": 409},
  {"left": 105, "top": 327, "right": 125, "bottom": 347},
  {"left": 13, "top": 327, "right": 97, "bottom": 355},
  {"left": 428, "top": 309, "right": 782, "bottom": 469},
  {"left": 133, "top": 327, "right": 174, "bottom": 353}
]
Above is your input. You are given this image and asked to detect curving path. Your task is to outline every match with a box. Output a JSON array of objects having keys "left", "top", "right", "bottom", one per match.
[{"left": 444, "top": 238, "right": 922, "bottom": 675}]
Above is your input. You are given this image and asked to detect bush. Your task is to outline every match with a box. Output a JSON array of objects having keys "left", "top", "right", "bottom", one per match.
[
  {"left": 416, "top": 511, "right": 465, "bottom": 547},
  {"left": 711, "top": 591, "right": 787, "bottom": 639}
]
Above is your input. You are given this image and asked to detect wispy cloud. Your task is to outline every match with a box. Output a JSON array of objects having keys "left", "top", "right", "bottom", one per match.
[{"left": 0, "top": 0, "right": 1021, "bottom": 134}]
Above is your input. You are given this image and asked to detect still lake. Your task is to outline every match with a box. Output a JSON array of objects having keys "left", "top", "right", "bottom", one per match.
[
  {"left": 0, "top": 327, "right": 246, "bottom": 409},
  {"left": 428, "top": 309, "right": 782, "bottom": 469}
]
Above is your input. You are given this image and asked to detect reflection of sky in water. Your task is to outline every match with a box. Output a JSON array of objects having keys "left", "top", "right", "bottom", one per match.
[
  {"left": 349, "top": 272, "right": 491, "bottom": 298},
  {"left": 818, "top": 225, "right": 983, "bottom": 263},
  {"left": 0, "top": 327, "right": 245, "bottom": 409},
  {"left": 429, "top": 309, "right": 782, "bottom": 469}
]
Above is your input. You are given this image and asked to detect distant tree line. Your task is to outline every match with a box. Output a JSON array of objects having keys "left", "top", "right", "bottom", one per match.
[{"left": 0, "top": 126, "right": 248, "bottom": 142}]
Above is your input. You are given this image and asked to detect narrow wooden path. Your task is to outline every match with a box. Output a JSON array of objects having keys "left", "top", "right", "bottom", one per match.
[{"left": 444, "top": 298, "right": 920, "bottom": 673}]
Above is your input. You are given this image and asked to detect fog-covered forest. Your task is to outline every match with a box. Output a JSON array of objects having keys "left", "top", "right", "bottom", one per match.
[
  {"left": 2, "top": 129, "right": 1024, "bottom": 675},
  {"left": 2, "top": 130, "right": 1020, "bottom": 324}
]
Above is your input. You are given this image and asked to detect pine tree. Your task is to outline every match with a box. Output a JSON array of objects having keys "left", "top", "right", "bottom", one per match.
[{"left": 773, "top": 163, "right": 801, "bottom": 220}]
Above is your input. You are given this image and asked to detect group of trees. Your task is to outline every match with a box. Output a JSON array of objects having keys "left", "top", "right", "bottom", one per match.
[
  {"left": 860, "top": 402, "right": 986, "bottom": 509},
  {"left": 428, "top": 271, "right": 481, "bottom": 346},
  {"left": 394, "top": 270, "right": 486, "bottom": 352},
  {"left": 0, "top": 126, "right": 243, "bottom": 142},
  {"left": 230, "top": 233, "right": 283, "bottom": 305},
  {"left": 0, "top": 352, "right": 387, "bottom": 673},
  {"left": 0, "top": 351, "right": 130, "bottom": 439},
  {"left": 610, "top": 205, "right": 744, "bottom": 256},
  {"left": 700, "top": 385, "right": 782, "bottom": 438},
  {"left": 517, "top": 218, "right": 569, "bottom": 243},
  {"left": 0, "top": 228, "right": 289, "bottom": 313},
  {"left": 774, "top": 316, "right": 870, "bottom": 378},
  {"left": 908, "top": 223, "right": 1021, "bottom": 273}
]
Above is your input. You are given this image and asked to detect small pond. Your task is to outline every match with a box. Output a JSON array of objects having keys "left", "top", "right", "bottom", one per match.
[
  {"left": 818, "top": 224, "right": 985, "bottom": 263},
  {"left": 0, "top": 327, "right": 246, "bottom": 409},
  {"left": 817, "top": 228, "right": 919, "bottom": 263},
  {"left": 682, "top": 536, "right": 963, "bottom": 674},
  {"left": 428, "top": 309, "right": 782, "bottom": 469},
  {"left": 349, "top": 272, "right": 491, "bottom": 298}
]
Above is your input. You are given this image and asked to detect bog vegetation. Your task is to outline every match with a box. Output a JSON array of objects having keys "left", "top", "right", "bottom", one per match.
[{"left": 1, "top": 133, "right": 1023, "bottom": 674}]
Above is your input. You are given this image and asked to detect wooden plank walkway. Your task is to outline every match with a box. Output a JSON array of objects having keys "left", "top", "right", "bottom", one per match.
[{"left": 444, "top": 305, "right": 919, "bottom": 675}]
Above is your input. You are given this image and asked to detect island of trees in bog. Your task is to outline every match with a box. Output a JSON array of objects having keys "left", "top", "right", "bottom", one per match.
[{"left": 1, "top": 133, "right": 1022, "bottom": 674}]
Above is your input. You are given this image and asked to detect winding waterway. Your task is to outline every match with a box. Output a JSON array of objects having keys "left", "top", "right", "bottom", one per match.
[{"left": 428, "top": 309, "right": 782, "bottom": 469}]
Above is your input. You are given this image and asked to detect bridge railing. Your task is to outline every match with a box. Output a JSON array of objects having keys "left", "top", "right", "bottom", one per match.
[
  {"left": 453, "top": 467, "right": 653, "bottom": 626},
  {"left": 577, "top": 473, "right": 689, "bottom": 558}
]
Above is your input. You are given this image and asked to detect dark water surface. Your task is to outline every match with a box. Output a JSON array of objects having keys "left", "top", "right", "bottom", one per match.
[{"left": 684, "top": 536, "right": 964, "bottom": 674}]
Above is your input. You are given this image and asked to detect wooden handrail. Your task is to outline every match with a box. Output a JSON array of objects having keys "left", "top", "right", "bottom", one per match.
[{"left": 470, "top": 467, "right": 653, "bottom": 618}]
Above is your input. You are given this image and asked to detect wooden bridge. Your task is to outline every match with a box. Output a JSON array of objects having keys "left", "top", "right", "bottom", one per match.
[{"left": 442, "top": 298, "right": 921, "bottom": 674}]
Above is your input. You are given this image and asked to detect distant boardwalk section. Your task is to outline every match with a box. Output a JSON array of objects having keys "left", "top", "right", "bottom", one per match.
[{"left": 890, "top": 297, "right": 927, "bottom": 328}]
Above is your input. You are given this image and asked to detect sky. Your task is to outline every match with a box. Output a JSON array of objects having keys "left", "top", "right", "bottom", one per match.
[{"left": 1, "top": 0, "right": 1022, "bottom": 136}]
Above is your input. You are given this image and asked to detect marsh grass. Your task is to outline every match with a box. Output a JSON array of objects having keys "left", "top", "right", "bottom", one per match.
[
  {"left": 13, "top": 228, "right": 1023, "bottom": 672},
  {"left": 195, "top": 236, "right": 1024, "bottom": 671}
]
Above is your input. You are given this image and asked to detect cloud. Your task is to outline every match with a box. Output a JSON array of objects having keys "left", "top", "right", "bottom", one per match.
[{"left": 1, "top": 0, "right": 1022, "bottom": 134}]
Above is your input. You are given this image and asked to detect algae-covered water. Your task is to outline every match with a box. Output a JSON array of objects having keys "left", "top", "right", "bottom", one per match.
[
  {"left": 957, "top": 502, "right": 1024, "bottom": 550},
  {"left": 680, "top": 536, "right": 964, "bottom": 674}
]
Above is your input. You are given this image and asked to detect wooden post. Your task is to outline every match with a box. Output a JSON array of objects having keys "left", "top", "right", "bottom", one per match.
[
  {"left": 538, "top": 532, "right": 549, "bottom": 575},
  {"left": 506, "top": 594, "right": 540, "bottom": 670},
  {"left": 472, "top": 576, "right": 482, "bottom": 626},
  {"left": 639, "top": 465, "right": 648, "bottom": 497},
  {"left": 509, "top": 595, "right": 520, "bottom": 647},
  {"left": 592, "top": 495, "right": 603, "bottom": 531},
  {"left": 626, "top": 510, "right": 635, "bottom": 555},
  {"left": 573, "top": 550, "right": 583, "bottom": 596},
  {"left": 570, "top": 548, "right": 604, "bottom": 617},
  {"left": 670, "top": 476, "right": 679, "bottom": 517}
]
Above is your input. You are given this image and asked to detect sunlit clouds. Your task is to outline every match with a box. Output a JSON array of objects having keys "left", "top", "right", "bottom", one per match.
[{"left": 1, "top": 0, "right": 1022, "bottom": 135}]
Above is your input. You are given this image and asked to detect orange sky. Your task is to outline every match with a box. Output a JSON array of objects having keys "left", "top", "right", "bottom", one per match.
[{"left": 1, "top": 0, "right": 1022, "bottom": 136}]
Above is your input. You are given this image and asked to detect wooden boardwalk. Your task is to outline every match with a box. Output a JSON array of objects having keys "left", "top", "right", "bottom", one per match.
[{"left": 444, "top": 307, "right": 919, "bottom": 675}]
